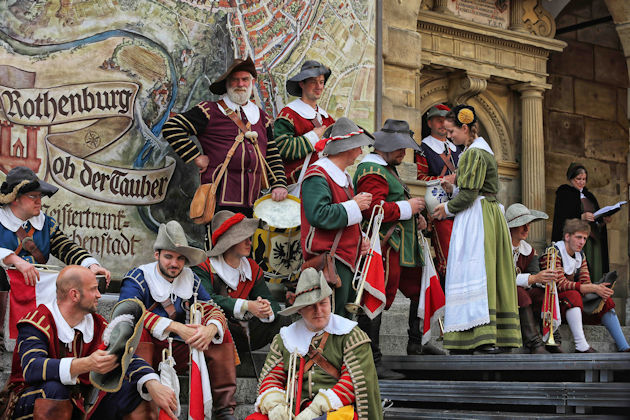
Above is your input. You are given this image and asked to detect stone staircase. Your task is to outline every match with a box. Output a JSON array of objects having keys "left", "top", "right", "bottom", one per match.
[{"left": 1, "top": 292, "right": 628, "bottom": 419}]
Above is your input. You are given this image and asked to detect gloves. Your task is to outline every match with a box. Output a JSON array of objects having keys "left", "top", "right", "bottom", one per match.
[
  {"left": 295, "top": 392, "right": 333, "bottom": 420},
  {"left": 268, "top": 404, "right": 291, "bottom": 420},
  {"left": 259, "top": 390, "right": 289, "bottom": 419}
]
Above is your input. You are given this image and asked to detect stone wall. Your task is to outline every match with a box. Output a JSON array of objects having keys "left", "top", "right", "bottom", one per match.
[{"left": 544, "top": 0, "right": 629, "bottom": 320}]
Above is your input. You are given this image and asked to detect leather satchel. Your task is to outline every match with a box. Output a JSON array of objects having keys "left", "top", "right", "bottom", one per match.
[
  {"left": 300, "top": 230, "right": 343, "bottom": 288},
  {"left": 189, "top": 134, "right": 244, "bottom": 224}
]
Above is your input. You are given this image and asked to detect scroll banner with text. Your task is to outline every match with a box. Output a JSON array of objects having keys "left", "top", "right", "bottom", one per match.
[{"left": 0, "top": 66, "right": 175, "bottom": 205}]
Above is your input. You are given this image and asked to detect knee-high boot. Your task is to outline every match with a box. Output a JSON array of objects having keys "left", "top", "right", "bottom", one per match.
[
  {"left": 519, "top": 306, "right": 549, "bottom": 354},
  {"left": 357, "top": 314, "right": 404, "bottom": 379},
  {"left": 123, "top": 400, "right": 157, "bottom": 420},
  {"left": 33, "top": 398, "right": 73, "bottom": 420},
  {"left": 204, "top": 342, "right": 237, "bottom": 420}
]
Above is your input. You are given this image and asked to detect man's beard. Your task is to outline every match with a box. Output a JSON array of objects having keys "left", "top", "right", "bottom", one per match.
[
  {"left": 227, "top": 84, "right": 253, "bottom": 105},
  {"left": 158, "top": 261, "right": 183, "bottom": 280}
]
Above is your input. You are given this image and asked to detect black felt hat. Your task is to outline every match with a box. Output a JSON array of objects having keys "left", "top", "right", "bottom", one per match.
[
  {"left": 286, "top": 60, "right": 331, "bottom": 97},
  {"left": 209, "top": 56, "right": 257, "bottom": 95},
  {"left": 0, "top": 166, "right": 58, "bottom": 204}
]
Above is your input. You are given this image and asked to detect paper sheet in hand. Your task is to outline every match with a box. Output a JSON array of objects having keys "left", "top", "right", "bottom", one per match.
[{"left": 593, "top": 201, "right": 627, "bottom": 219}]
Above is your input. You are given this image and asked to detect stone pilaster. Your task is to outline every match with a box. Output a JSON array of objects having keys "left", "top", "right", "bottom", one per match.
[
  {"left": 515, "top": 83, "right": 547, "bottom": 250},
  {"left": 509, "top": 0, "right": 527, "bottom": 33}
]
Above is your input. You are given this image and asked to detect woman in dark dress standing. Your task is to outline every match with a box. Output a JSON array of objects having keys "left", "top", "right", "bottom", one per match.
[{"left": 551, "top": 163, "right": 612, "bottom": 282}]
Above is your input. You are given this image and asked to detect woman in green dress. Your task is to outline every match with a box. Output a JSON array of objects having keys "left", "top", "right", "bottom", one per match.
[{"left": 433, "top": 105, "right": 521, "bottom": 354}]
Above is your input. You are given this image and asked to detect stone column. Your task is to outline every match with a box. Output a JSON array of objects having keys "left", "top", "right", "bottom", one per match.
[
  {"left": 515, "top": 83, "right": 547, "bottom": 250},
  {"left": 509, "top": 0, "right": 527, "bottom": 33},
  {"left": 433, "top": 0, "right": 451, "bottom": 14}
]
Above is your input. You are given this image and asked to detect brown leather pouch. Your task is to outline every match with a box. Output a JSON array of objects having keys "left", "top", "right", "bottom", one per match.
[
  {"left": 190, "top": 182, "right": 216, "bottom": 225},
  {"left": 300, "top": 229, "right": 343, "bottom": 288},
  {"left": 301, "top": 252, "right": 341, "bottom": 288}
]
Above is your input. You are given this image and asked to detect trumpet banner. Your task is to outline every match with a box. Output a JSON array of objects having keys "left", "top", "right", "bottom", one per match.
[
  {"left": 361, "top": 234, "right": 386, "bottom": 319},
  {"left": 189, "top": 307, "right": 212, "bottom": 420},
  {"left": 159, "top": 355, "right": 181, "bottom": 419},
  {"left": 541, "top": 282, "right": 561, "bottom": 342},
  {"left": 417, "top": 236, "right": 445, "bottom": 345}
]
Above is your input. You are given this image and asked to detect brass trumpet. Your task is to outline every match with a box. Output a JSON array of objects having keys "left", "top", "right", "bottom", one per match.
[
  {"left": 346, "top": 204, "right": 385, "bottom": 314},
  {"left": 541, "top": 246, "right": 559, "bottom": 346}
]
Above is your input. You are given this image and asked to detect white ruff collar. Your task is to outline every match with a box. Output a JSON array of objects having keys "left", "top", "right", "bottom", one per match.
[
  {"left": 279, "top": 314, "right": 357, "bottom": 356},
  {"left": 554, "top": 240, "right": 582, "bottom": 275},
  {"left": 360, "top": 153, "right": 387, "bottom": 166},
  {"left": 219, "top": 94, "right": 260, "bottom": 125},
  {"left": 0, "top": 205, "right": 45, "bottom": 232},
  {"left": 45, "top": 299, "right": 94, "bottom": 346},
  {"left": 513, "top": 240, "right": 532, "bottom": 257},
  {"left": 467, "top": 137, "right": 494, "bottom": 156},
  {"left": 313, "top": 157, "right": 352, "bottom": 188},
  {"left": 139, "top": 262, "right": 194, "bottom": 303},
  {"left": 421, "top": 135, "right": 457, "bottom": 154},
  {"left": 209, "top": 255, "right": 251, "bottom": 290},
  {"left": 286, "top": 98, "right": 329, "bottom": 120}
]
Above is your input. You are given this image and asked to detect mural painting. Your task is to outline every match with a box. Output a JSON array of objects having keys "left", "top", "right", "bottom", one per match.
[{"left": 0, "top": 0, "right": 375, "bottom": 278}]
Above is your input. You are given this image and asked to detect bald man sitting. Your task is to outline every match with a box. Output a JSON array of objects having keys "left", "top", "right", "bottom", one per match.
[{"left": 2, "top": 265, "right": 177, "bottom": 420}]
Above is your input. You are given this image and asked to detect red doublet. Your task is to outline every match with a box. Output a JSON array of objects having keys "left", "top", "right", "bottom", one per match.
[
  {"left": 277, "top": 106, "right": 335, "bottom": 184},
  {"left": 301, "top": 166, "right": 361, "bottom": 270},
  {"left": 355, "top": 173, "right": 421, "bottom": 307},
  {"left": 196, "top": 257, "right": 259, "bottom": 299}
]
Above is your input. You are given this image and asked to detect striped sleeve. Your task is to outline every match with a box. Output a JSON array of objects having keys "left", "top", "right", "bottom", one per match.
[
  {"left": 540, "top": 248, "right": 582, "bottom": 292},
  {"left": 577, "top": 257, "right": 591, "bottom": 287},
  {"left": 259, "top": 362, "right": 287, "bottom": 394},
  {"left": 443, "top": 149, "right": 486, "bottom": 214},
  {"left": 48, "top": 218, "right": 92, "bottom": 266},
  {"left": 265, "top": 124, "right": 288, "bottom": 189},
  {"left": 415, "top": 150, "right": 441, "bottom": 181},
  {"left": 17, "top": 321, "right": 63, "bottom": 385},
  {"left": 273, "top": 115, "right": 315, "bottom": 161},
  {"left": 161, "top": 104, "right": 209, "bottom": 163},
  {"left": 328, "top": 363, "right": 355, "bottom": 406}
]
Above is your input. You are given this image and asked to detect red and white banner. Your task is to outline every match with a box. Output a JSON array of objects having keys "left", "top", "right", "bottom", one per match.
[
  {"left": 360, "top": 233, "right": 386, "bottom": 320},
  {"left": 417, "top": 236, "right": 445, "bottom": 345},
  {"left": 189, "top": 309, "right": 212, "bottom": 420},
  {"left": 541, "top": 283, "right": 561, "bottom": 342},
  {"left": 4, "top": 268, "right": 58, "bottom": 351}
]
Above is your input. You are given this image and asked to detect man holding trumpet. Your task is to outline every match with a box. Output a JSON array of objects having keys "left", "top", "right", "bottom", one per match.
[
  {"left": 354, "top": 119, "right": 444, "bottom": 377},
  {"left": 506, "top": 203, "right": 562, "bottom": 354}
]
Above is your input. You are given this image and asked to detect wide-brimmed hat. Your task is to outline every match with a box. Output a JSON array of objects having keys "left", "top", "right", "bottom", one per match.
[
  {"left": 286, "top": 60, "right": 331, "bottom": 97},
  {"left": 207, "top": 210, "right": 260, "bottom": 257},
  {"left": 426, "top": 104, "right": 450, "bottom": 119},
  {"left": 154, "top": 221, "right": 206, "bottom": 265},
  {"left": 0, "top": 166, "right": 58, "bottom": 204},
  {"left": 373, "top": 119, "right": 420, "bottom": 152},
  {"left": 505, "top": 203, "right": 548, "bottom": 229},
  {"left": 209, "top": 56, "right": 257, "bottom": 95},
  {"left": 315, "top": 117, "right": 374, "bottom": 156},
  {"left": 90, "top": 298, "right": 145, "bottom": 393},
  {"left": 278, "top": 268, "right": 332, "bottom": 316}
]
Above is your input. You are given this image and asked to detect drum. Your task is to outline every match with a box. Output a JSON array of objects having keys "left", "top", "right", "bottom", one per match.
[
  {"left": 252, "top": 194, "right": 303, "bottom": 283},
  {"left": 423, "top": 179, "right": 449, "bottom": 213}
]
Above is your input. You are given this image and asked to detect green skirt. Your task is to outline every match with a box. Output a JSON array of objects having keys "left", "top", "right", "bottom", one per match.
[{"left": 444, "top": 200, "right": 522, "bottom": 350}]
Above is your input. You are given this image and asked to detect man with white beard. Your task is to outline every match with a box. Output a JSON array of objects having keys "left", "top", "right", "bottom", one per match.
[{"left": 162, "top": 57, "right": 287, "bottom": 219}]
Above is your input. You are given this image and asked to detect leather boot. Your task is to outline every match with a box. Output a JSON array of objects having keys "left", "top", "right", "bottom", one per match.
[
  {"left": 123, "top": 400, "right": 157, "bottom": 420},
  {"left": 135, "top": 341, "right": 155, "bottom": 367},
  {"left": 519, "top": 307, "right": 549, "bottom": 354},
  {"left": 408, "top": 301, "right": 447, "bottom": 356},
  {"left": 33, "top": 398, "right": 73, "bottom": 420},
  {"left": 357, "top": 314, "right": 404, "bottom": 380},
  {"left": 204, "top": 342, "right": 237, "bottom": 420}
]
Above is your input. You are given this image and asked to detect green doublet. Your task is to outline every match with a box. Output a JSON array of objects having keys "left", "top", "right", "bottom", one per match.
[
  {"left": 443, "top": 147, "right": 521, "bottom": 350},
  {"left": 259, "top": 326, "right": 383, "bottom": 420},
  {"left": 353, "top": 162, "right": 422, "bottom": 267}
]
